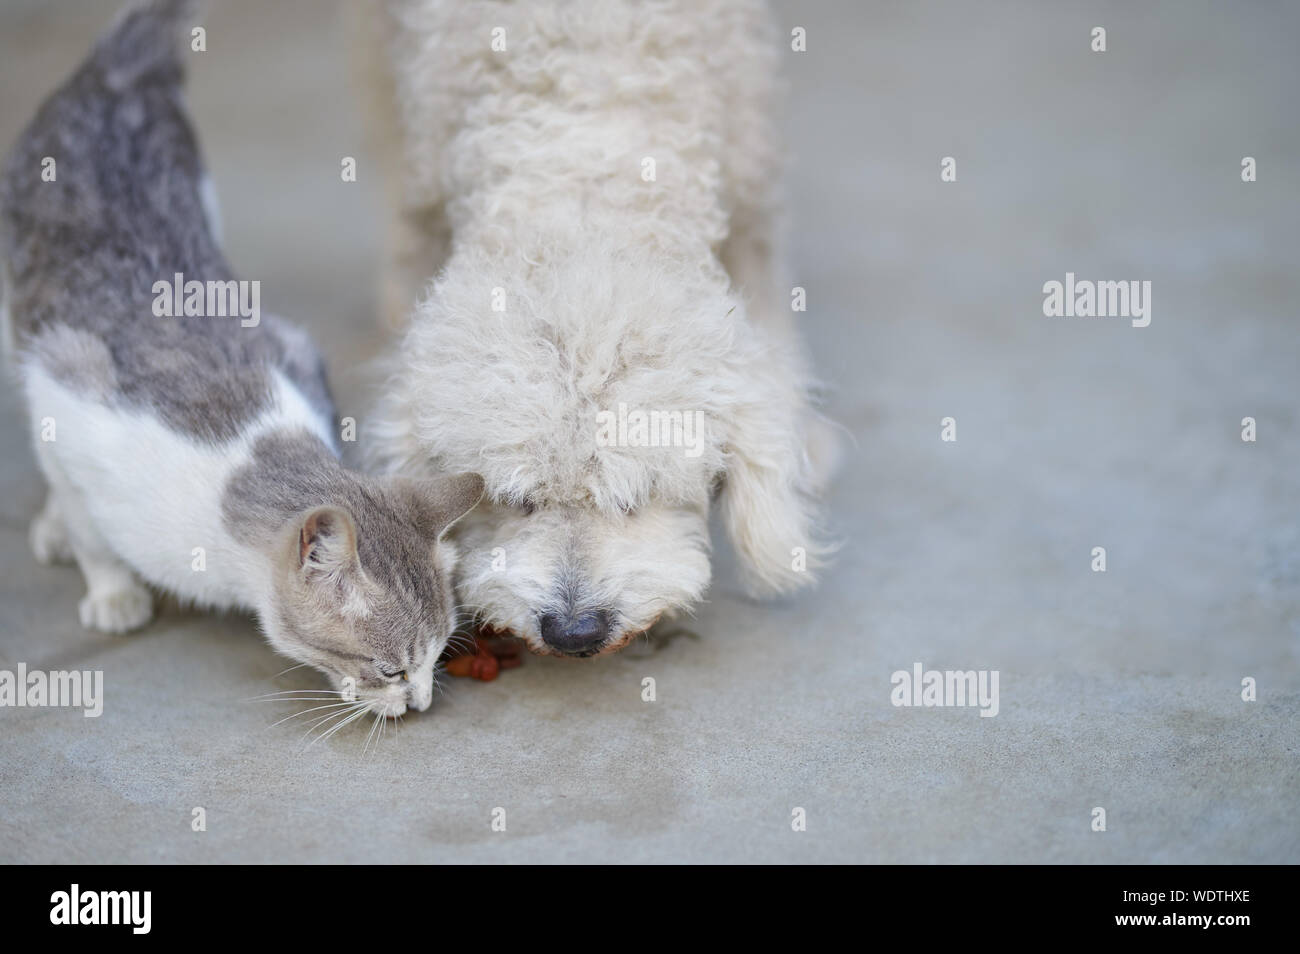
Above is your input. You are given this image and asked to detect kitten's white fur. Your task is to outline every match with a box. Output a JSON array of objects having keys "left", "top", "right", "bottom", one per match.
[
  {"left": 1, "top": 0, "right": 478, "bottom": 719},
  {"left": 23, "top": 360, "right": 333, "bottom": 617}
]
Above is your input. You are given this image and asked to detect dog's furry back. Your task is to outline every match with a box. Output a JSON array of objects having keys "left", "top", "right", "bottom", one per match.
[
  {"left": 374, "top": 0, "right": 782, "bottom": 253},
  {"left": 363, "top": 0, "right": 836, "bottom": 650}
]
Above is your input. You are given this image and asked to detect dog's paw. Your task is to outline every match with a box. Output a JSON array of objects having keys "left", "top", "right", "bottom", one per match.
[
  {"left": 29, "top": 510, "right": 73, "bottom": 565},
  {"left": 78, "top": 583, "right": 153, "bottom": 634}
]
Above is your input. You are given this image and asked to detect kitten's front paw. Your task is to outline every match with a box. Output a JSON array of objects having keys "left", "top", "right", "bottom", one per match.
[
  {"left": 78, "top": 583, "right": 153, "bottom": 633},
  {"left": 29, "top": 511, "right": 73, "bottom": 565}
]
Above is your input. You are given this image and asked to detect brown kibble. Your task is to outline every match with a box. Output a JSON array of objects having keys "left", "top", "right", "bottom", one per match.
[
  {"left": 470, "top": 653, "right": 500, "bottom": 681},
  {"left": 443, "top": 645, "right": 502, "bottom": 681},
  {"left": 441, "top": 628, "right": 523, "bottom": 681},
  {"left": 444, "top": 654, "right": 477, "bottom": 678}
]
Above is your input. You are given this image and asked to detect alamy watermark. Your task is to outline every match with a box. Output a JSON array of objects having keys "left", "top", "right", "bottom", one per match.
[
  {"left": 595, "top": 402, "right": 705, "bottom": 458},
  {"left": 151, "top": 272, "right": 260, "bottom": 327},
  {"left": 50, "top": 885, "right": 150, "bottom": 934},
  {"left": 890, "top": 663, "right": 999, "bottom": 717},
  {"left": 1043, "top": 272, "right": 1150, "bottom": 327},
  {"left": 0, "top": 664, "right": 103, "bottom": 717}
]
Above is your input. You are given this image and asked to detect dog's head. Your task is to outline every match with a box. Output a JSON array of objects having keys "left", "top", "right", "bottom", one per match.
[{"left": 369, "top": 238, "right": 833, "bottom": 655}]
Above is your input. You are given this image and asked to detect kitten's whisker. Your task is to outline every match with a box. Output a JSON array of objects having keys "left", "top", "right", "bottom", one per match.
[
  {"left": 245, "top": 689, "right": 346, "bottom": 702},
  {"left": 363, "top": 708, "right": 383, "bottom": 756},
  {"left": 305, "top": 704, "right": 369, "bottom": 750},
  {"left": 267, "top": 701, "right": 358, "bottom": 729},
  {"left": 444, "top": 634, "right": 475, "bottom": 654},
  {"left": 300, "top": 701, "right": 366, "bottom": 733},
  {"left": 301, "top": 703, "right": 365, "bottom": 739},
  {"left": 319, "top": 705, "right": 369, "bottom": 742},
  {"left": 271, "top": 662, "right": 311, "bottom": 679},
  {"left": 249, "top": 695, "right": 349, "bottom": 703}
]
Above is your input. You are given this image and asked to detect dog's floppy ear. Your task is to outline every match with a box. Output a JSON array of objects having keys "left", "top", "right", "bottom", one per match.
[{"left": 718, "top": 369, "right": 839, "bottom": 597}]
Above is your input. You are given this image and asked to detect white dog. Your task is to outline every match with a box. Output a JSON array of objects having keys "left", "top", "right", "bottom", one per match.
[{"left": 357, "top": 0, "right": 837, "bottom": 656}]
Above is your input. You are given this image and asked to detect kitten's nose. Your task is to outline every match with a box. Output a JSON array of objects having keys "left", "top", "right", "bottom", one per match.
[{"left": 539, "top": 610, "right": 610, "bottom": 656}]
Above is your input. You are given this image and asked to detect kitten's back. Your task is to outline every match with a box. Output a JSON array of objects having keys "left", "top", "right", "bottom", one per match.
[{"left": 0, "top": 0, "right": 333, "bottom": 444}]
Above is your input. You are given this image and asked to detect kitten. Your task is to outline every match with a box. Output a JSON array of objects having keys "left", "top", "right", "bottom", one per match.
[{"left": 0, "top": 0, "right": 483, "bottom": 717}]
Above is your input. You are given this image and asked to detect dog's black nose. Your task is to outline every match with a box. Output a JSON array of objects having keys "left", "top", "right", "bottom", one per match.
[{"left": 540, "top": 611, "right": 610, "bottom": 655}]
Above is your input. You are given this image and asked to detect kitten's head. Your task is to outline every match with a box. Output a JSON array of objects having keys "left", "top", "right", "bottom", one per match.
[{"left": 263, "top": 472, "right": 484, "bottom": 716}]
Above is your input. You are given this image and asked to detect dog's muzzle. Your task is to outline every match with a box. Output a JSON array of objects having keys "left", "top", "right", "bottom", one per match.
[{"left": 539, "top": 610, "right": 610, "bottom": 656}]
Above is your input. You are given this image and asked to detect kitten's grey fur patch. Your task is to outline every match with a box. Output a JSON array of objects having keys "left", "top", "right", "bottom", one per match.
[
  {"left": 0, "top": 0, "right": 487, "bottom": 712},
  {"left": 0, "top": 0, "right": 333, "bottom": 443},
  {"left": 27, "top": 324, "right": 119, "bottom": 399},
  {"left": 224, "top": 430, "right": 484, "bottom": 670}
]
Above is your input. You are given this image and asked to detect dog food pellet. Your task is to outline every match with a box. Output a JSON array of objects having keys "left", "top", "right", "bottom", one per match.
[
  {"left": 441, "top": 632, "right": 523, "bottom": 681},
  {"left": 445, "top": 651, "right": 499, "bottom": 681}
]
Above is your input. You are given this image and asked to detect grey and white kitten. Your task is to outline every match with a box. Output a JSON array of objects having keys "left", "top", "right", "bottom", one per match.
[{"left": 0, "top": 0, "right": 482, "bottom": 716}]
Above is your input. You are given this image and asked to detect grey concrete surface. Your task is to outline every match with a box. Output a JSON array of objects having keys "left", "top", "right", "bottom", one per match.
[{"left": 0, "top": 0, "right": 1296, "bottom": 863}]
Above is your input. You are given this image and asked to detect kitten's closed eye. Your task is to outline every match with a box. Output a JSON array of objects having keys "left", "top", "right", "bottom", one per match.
[{"left": 377, "top": 665, "right": 408, "bottom": 681}]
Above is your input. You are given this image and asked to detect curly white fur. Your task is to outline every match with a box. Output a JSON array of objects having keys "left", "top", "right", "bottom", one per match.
[{"left": 360, "top": 0, "right": 837, "bottom": 654}]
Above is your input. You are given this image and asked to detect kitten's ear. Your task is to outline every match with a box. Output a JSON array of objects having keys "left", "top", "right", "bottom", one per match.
[
  {"left": 397, "top": 473, "right": 486, "bottom": 540},
  {"left": 297, "top": 506, "right": 359, "bottom": 582}
]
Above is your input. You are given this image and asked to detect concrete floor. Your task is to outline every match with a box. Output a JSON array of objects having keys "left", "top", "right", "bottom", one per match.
[{"left": 0, "top": 0, "right": 1296, "bottom": 863}]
